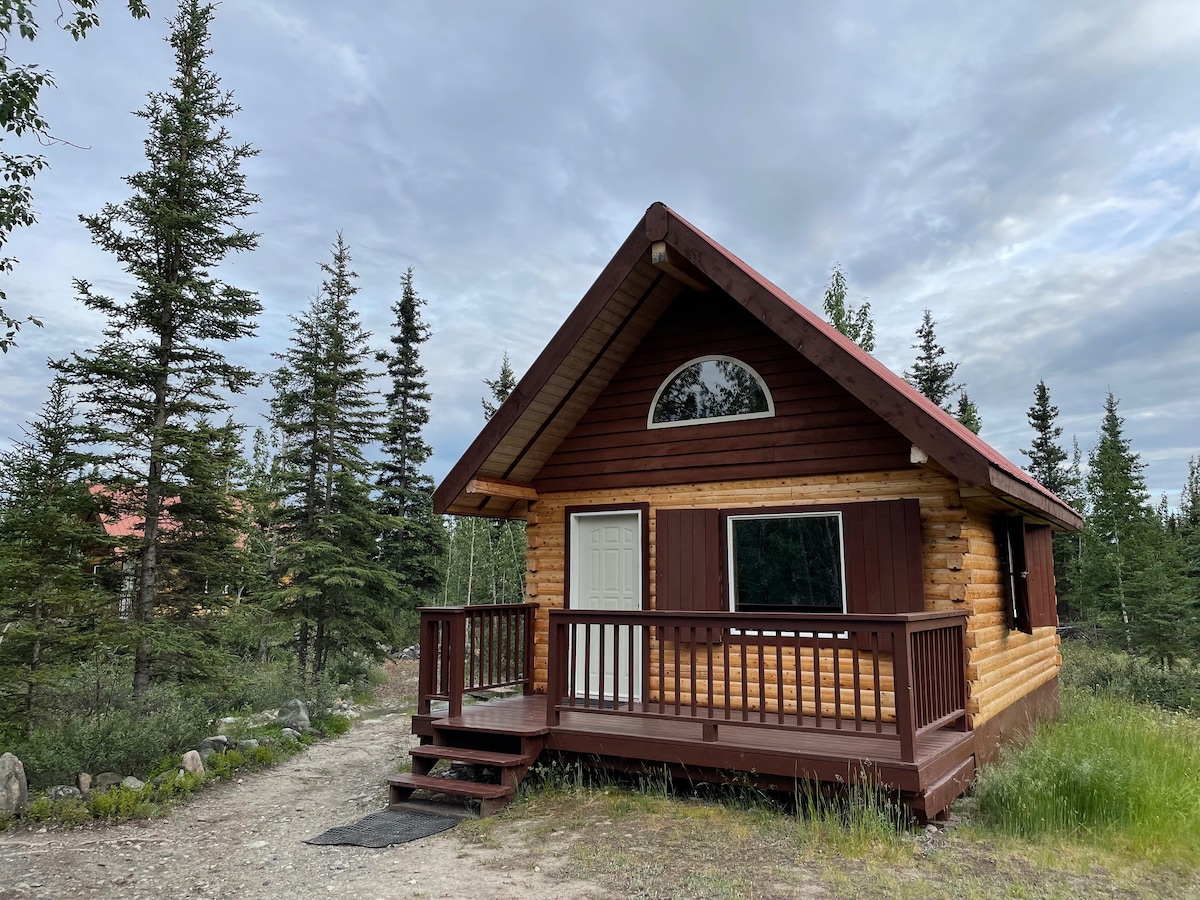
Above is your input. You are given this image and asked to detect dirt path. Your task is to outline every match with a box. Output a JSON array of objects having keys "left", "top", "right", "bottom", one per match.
[{"left": 0, "top": 670, "right": 602, "bottom": 900}]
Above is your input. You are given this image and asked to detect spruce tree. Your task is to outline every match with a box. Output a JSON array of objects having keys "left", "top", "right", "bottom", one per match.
[
  {"left": 53, "top": 1, "right": 260, "bottom": 697},
  {"left": 376, "top": 267, "right": 445, "bottom": 630},
  {"left": 820, "top": 265, "right": 875, "bottom": 352},
  {"left": 905, "top": 308, "right": 961, "bottom": 410},
  {"left": 270, "top": 235, "right": 399, "bottom": 681},
  {"left": 1021, "top": 380, "right": 1069, "bottom": 495},
  {"left": 954, "top": 390, "right": 982, "bottom": 435},
  {"left": 481, "top": 351, "right": 517, "bottom": 419},
  {"left": 0, "top": 379, "right": 109, "bottom": 737}
]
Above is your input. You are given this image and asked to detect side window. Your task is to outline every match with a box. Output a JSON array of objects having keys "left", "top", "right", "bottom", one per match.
[
  {"left": 648, "top": 355, "right": 774, "bottom": 428},
  {"left": 996, "top": 517, "right": 1056, "bottom": 634}
]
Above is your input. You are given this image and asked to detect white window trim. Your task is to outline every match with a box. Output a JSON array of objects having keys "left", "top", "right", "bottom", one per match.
[
  {"left": 646, "top": 354, "right": 775, "bottom": 430},
  {"left": 726, "top": 510, "right": 848, "bottom": 637}
]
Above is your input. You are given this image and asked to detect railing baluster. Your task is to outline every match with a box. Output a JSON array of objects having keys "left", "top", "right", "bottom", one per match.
[
  {"left": 871, "top": 631, "right": 882, "bottom": 734},
  {"left": 776, "top": 637, "right": 784, "bottom": 724},
  {"left": 832, "top": 638, "right": 842, "bottom": 729},
  {"left": 689, "top": 626, "right": 697, "bottom": 718}
]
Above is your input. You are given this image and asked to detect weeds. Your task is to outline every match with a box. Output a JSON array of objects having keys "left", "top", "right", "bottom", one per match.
[{"left": 974, "top": 689, "right": 1200, "bottom": 865}]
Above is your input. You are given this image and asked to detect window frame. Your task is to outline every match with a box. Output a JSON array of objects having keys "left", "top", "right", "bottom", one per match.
[
  {"left": 724, "top": 510, "right": 849, "bottom": 616},
  {"left": 646, "top": 354, "right": 775, "bottom": 430}
]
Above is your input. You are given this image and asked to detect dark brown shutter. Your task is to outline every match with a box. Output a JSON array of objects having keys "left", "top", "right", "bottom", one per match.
[
  {"left": 842, "top": 499, "right": 925, "bottom": 615},
  {"left": 656, "top": 508, "right": 722, "bottom": 611},
  {"left": 1023, "top": 524, "right": 1057, "bottom": 629}
]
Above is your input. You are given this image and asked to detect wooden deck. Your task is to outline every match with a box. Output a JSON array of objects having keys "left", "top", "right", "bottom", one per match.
[{"left": 422, "top": 693, "right": 974, "bottom": 796}]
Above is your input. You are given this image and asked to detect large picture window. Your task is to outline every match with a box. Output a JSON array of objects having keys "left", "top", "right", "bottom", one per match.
[
  {"left": 648, "top": 355, "right": 774, "bottom": 428},
  {"left": 727, "top": 513, "right": 846, "bottom": 613}
]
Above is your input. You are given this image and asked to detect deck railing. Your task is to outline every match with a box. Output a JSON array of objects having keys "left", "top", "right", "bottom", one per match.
[
  {"left": 416, "top": 602, "right": 538, "bottom": 718},
  {"left": 546, "top": 609, "right": 967, "bottom": 762}
]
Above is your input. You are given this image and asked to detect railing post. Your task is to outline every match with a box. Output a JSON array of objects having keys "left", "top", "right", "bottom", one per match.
[
  {"left": 416, "top": 610, "right": 437, "bottom": 717},
  {"left": 523, "top": 604, "right": 537, "bottom": 696},
  {"left": 546, "top": 616, "right": 563, "bottom": 726},
  {"left": 893, "top": 618, "right": 917, "bottom": 762},
  {"left": 447, "top": 608, "right": 467, "bottom": 719}
]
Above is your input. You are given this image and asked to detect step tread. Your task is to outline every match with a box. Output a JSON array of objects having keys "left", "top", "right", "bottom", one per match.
[
  {"left": 410, "top": 746, "right": 533, "bottom": 767},
  {"left": 388, "top": 773, "right": 513, "bottom": 800}
]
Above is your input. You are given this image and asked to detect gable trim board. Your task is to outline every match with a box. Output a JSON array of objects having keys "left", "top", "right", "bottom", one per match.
[{"left": 434, "top": 203, "right": 1082, "bottom": 533}]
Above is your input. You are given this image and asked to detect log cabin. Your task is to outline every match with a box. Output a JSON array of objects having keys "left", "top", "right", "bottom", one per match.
[{"left": 390, "top": 202, "right": 1083, "bottom": 820}]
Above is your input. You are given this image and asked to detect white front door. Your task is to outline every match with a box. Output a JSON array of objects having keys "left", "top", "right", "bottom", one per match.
[{"left": 570, "top": 510, "right": 642, "bottom": 703}]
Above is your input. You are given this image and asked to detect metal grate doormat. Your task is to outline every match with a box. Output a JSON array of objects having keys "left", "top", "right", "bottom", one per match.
[{"left": 305, "top": 808, "right": 458, "bottom": 848}]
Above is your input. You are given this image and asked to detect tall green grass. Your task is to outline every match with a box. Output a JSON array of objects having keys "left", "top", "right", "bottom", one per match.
[
  {"left": 975, "top": 690, "right": 1200, "bottom": 864},
  {"left": 1060, "top": 640, "right": 1199, "bottom": 713}
]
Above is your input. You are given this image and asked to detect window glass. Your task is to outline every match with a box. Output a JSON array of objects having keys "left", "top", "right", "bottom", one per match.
[
  {"left": 650, "top": 356, "right": 771, "bottom": 426},
  {"left": 729, "top": 514, "right": 844, "bottom": 613}
]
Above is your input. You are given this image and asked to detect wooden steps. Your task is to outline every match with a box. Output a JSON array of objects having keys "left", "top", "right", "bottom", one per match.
[
  {"left": 391, "top": 704, "right": 547, "bottom": 816},
  {"left": 388, "top": 774, "right": 513, "bottom": 818}
]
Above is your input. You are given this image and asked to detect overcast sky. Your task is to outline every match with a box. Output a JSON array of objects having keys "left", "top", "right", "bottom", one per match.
[{"left": 2, "top": 0, "right": 1197, "bottom": 504}]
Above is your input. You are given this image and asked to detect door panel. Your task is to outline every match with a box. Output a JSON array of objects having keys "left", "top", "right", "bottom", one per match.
[{"left": 571, "top": 511, "right": 642, "bottom": 702}]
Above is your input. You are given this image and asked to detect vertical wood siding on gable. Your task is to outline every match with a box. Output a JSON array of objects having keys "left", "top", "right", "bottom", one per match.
[{"left": 533, "top": 292, "right": 914, "bottom": 492}]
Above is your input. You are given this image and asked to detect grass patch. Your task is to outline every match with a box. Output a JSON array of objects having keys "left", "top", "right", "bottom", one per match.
[{"left": 974, "top": 689, "right": 1200, "bottom": 866}]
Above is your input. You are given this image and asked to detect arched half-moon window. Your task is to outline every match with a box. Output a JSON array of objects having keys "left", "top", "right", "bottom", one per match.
[{"left": 647, "top": 355, "right": 775, "bottom": 429}]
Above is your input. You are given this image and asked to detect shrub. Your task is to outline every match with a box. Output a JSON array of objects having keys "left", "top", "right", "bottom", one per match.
[
  {"left": 87, "top": 785, "right": 152, "bottom": 822},
  {"left": 317, "top": 714, "right": 352, "bottom": 738},
  {"left": 1060, "top": 641, "right": 1199, "bottom": 713},
  {"left": 975, "top": 690, "right": 1200, "bottom": 864}
]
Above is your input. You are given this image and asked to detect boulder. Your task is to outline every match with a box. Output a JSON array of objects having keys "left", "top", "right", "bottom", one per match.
[
  {"left": 236, "top": 739, "right": 259, "bottom": 754},
  {"left": 121, "top": 776, "right": 145, "bottom": 792},
  {"left": 199, "top": 735, "right": 232, "bottom": 753},
  {"left": 76, "top": 772, "right": 92, "bottom": 796},
  {"left": 92, "top": 772, "right": 124, "bottom": 792},
  {"left": 181, "top": 750, "right": 204, "bottom": 776},
  {"left": 49, "top": 785, "right": 83, "bottom": 802},
  {"left": 198, "top": 748, "right": 216, "bottom": 765},
  {"left": 399, "top": 644, "right": 420, "bottom": 661},
  {"left": 275, "top": 699, "right": 310, "bottom": 731},
  {"left": 0, "top": 753, "right": 28, "bottom": 817},
  {"left": 279, "top": 727, "right": 301, "bottom": 742}
]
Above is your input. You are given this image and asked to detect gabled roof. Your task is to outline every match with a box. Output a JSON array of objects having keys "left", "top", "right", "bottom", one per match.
[{"left": 435, "top": 202, "right": 1083, "bottom": 531}]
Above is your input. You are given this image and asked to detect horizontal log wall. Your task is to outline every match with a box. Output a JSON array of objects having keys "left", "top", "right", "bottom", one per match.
[
  {"left": 523, "top": 469, "right": 1059, "bottom": 731},
  {"left": 533, "top": 293, "right": 914, "bottom": 492}
]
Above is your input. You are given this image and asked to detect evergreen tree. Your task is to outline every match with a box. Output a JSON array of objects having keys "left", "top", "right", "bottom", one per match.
[
  {"left": 376, "top": 267, "right": 445, "bottom": 631},
  {"left": 53, "top": 1, "right": 259, "bottom": 697},
  {"left": 481, "top": 351, "right": 518, "bottom": 419},
  {"left": 0, "top": 379, "right": 109, "bottom": 737},
  {"left": 954, "top": 390, "right": 982, "bottom": 435},
  {"left": 270, "top": 234, "right": 399, "bottom": 681},
  {"left": 1021, "top": 380, "right": 1069, "bottom": 495},
  {"left": 820, "top": 265, "right": 875, "bottom": 352},
  {"left": 905, "top": 308, "right": 961, "bottom": 410}
]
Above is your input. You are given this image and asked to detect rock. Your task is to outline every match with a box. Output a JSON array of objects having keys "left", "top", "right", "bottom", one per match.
[
  {"left": 199, "top": 735, "right": 232, "bottom": 753},
  {"left": 181, "top": 750, "right": 204, "bottom": 776},
  {"left": 199, "top": 748, "right": 216, "bottom": 765},
  {"left": 121, "top": 776, "right": 145, "bottom": 792},
  {"left": 150, "top": 770, "right": 175, "bottom": 787},
  {"left": 49, "top": 785, "right": 83, "bottom": 802},
  {"left": 279, "top": 728, "right": 301, "bottom": 742},
  {"left": 275, "top": 699, "right": 310, "bottom": 731},
  {"left": 77, "top": 772, "right": 92, "bottom": 796},
  {"left": 236, "top": 739, "right": 259, "bottom": 754},
  {"left": 92, "top": 772, "right": 125, "bottom": 792},
  {"left": 399, "top": 644, "right": 419, "bottom": 661},
  {"left": 0, "top": 754, "right": 28, "bottom": 817}
]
